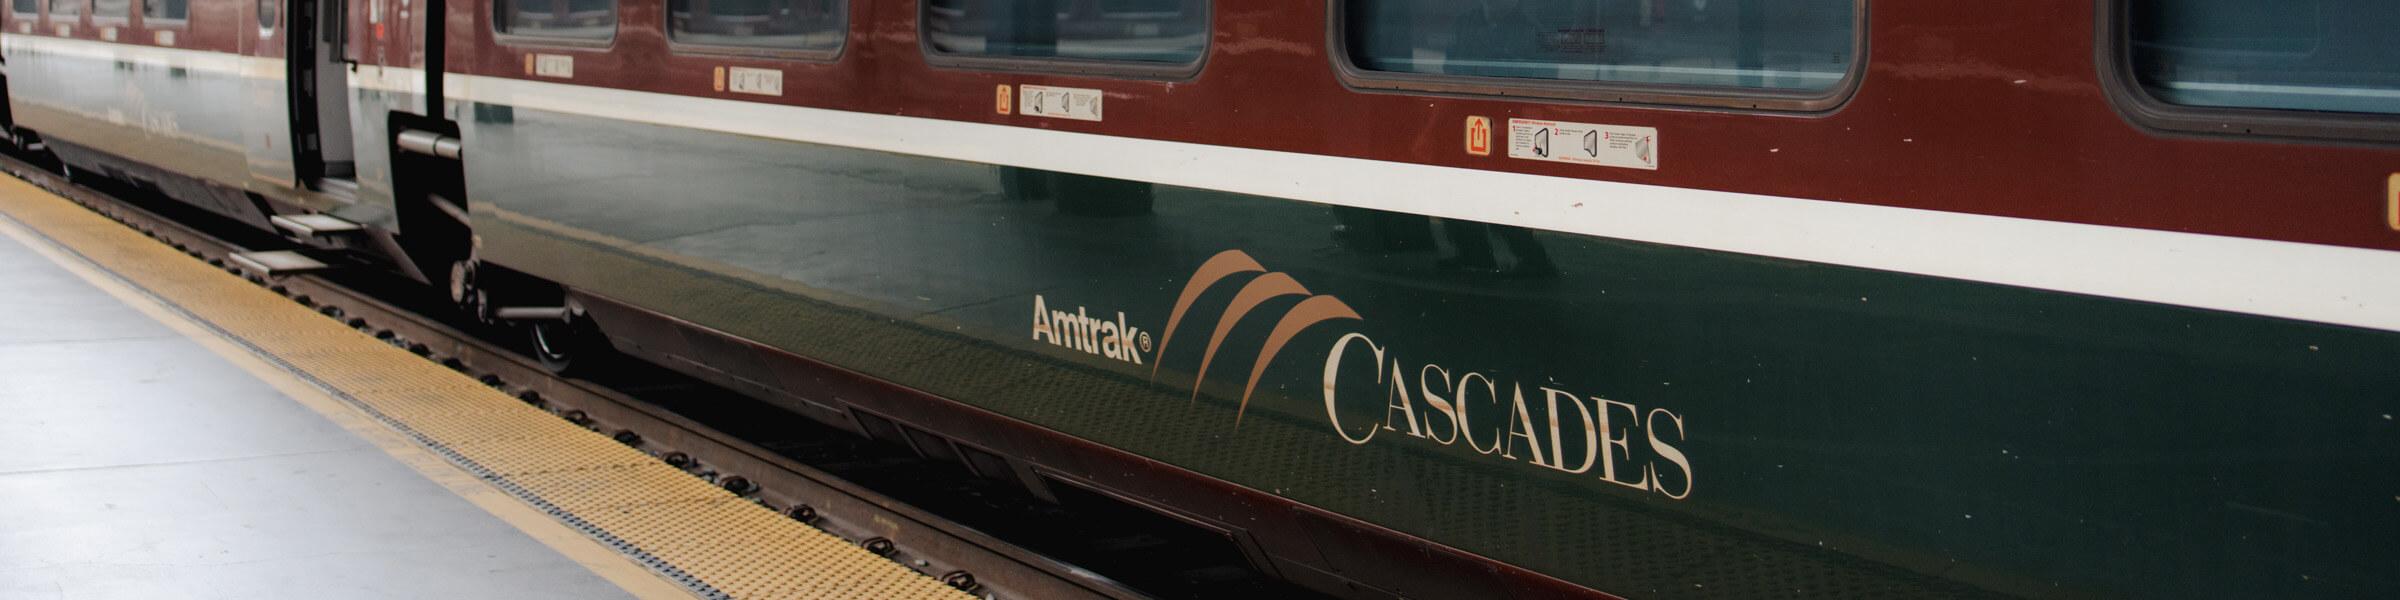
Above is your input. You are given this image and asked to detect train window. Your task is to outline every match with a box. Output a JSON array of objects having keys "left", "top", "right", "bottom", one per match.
[
  {"left": 922, "top": 0, "right": 1208, "bottom": 66},
  {"left": 2128, "top": 0, "right": 2400, "bottom": 116},
  {"left": 92, "top": 0, "right": 124, "bottom": 18},
  {"left": 143, "top": 0, "right": 186, "bottom": 22},
  {"left": 497, "top": 0, "right": 619, "bottom": 41},
  {"left": 12, "top": 0, "right": 35, "bottom": 15},
  {"left": 667, "top": 0, "right": 844, "bottom": 52},
  {"left": 257, "top": 0, "right": 274, "bottom": 29},
  {"left": 48, "top": 0, "right": 79, "bottom": 17},
  {"left": 1343, "top": 0, "right": 1857, "bottom": 94}
]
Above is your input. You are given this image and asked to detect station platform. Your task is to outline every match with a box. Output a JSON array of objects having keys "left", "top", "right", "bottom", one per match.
[{"left": 0, "top": 176, "right": 969, "bottom": 600}]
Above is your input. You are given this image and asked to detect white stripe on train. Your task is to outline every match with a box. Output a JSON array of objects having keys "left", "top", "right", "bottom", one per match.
[
  {"left": 14, "top": 34, "right": 2400, "bottom": 333},
  {"left": 0, "top": 33, "right": 281, "bottom": 79}
]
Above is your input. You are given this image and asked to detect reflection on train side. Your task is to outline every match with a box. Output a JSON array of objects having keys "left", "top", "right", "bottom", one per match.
[
  {"left": 1348, "top": 0, "right": 1857, "bottom": 91},
  {"left": 925, "top": 0, "right": 1207, "bottom": 63},
  {"left": 1001, "top": 167, "right": 1155, "bottom": 217},
  {"left": 500, "top": 0, "right": 619, "bottom": 40},
  {"left": 1002, "top": 170, "right": 1558, "bottom": 278},
  {"left": 1331, "top": 208, "right": 1558, "bottom": 279},
  {"left": 668, "top": 0, "right": 844, "bottom": 50}
]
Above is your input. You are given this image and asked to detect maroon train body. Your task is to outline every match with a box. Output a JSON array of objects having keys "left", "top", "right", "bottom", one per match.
[{"left": 5, "top": 1, "right": 2398, "bottom": 598}]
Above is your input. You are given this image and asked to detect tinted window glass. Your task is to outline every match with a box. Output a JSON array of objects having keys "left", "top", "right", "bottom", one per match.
[
  {"left": 92, "top": 0, "right": 123, "bottom": 17},
  {"left": 924, "top": 0, "right": 1206, "bottom": 64},
  {"left": 258, "top": 0, "right": 274, "bottom": 28},
  {"left": 2130, "top": 0, "right": 2400, "bottom": 115},
  {"left": 13, "top": 0, "right": 35, "bottom": 14},
  {"left": 144, "top": 0, "right": 186, "bottom": 21},
  {"left": 1345, "top": 0, "right": 1855, "bottom": 92},
  {"left": 49, "top": 0, "right": 80, "bottom": 17},
  {"left": 500, "top": 0, "right": 618, "bottom": 40},
  {"left": 669, "top": 0, "right": 843, "bottom": 51}
]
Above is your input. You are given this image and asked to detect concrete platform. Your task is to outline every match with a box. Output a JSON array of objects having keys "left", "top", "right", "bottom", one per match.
[
  {"left": 0, "top": 219, "right": 658, "bottom": 599},
  {"left": 0, "top": 171, "right": 971, "bottom": 600}
]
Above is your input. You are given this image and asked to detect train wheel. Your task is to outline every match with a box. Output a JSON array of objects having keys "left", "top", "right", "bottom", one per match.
[
  {"left": 447, "top": 260, "right": 474, "bottom": 306},
  {"left": 447, "top": 259, "right": 496, "bottom": 323},
  {"left": 529, "top": 316, "right": 608, "bottom": 375}
]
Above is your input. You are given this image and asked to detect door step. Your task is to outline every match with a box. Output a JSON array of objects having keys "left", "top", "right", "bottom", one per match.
[
  {"left": 492, "top": 306, "right": 572, "bottom": 321},
  {"left": 270, "top": 213, "right": 362, "bottom": 238},
  {"left": 226, "top": 250, "right": 335, "bottom": 277},
  {"left": 315, "top": 176, "right": 360, "bottom": 196}
]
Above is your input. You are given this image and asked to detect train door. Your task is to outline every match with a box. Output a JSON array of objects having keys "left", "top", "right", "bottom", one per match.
[
  {"left": 239, "top": 0, "right": 299, "bottom": 189},
  {"left": 287, "top": 0, "right": 357, "bottom": 192}
]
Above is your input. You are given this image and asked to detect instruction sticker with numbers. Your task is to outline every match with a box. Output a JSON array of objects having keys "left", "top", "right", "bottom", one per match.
[
  {"left": 1019, "top": 85, "right": 1104, "bottom": 122},
  {"left": 1506, "top": 119, "right": 1658, "bottom": 171}
]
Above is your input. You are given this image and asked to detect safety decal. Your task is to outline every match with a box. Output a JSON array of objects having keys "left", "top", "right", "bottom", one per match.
[
  {"left": 530, "top": 54, "right": 573, "bottom": 79},
  {"left": 1466, "top": 116, "right": 1494, "bottom": 157},
  {"left": 1019, "top": 85, "right": 1103, "bottom": 122},
  {"left": 2386, "top": 173, "right": 2399, "bottom": 231},
  {"left": 1507, "top": 119, "right": 1658, "bottom": 171},
  {"left": 725, "top": 67, "right": 782, "bottom": 97}
]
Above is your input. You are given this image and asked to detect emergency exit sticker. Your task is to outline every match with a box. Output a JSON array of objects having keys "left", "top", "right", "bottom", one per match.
[
  {"left": 725, "top": 67, "right": 782, "bottom": 97},
  {"left": 531, "top": 54, "right": 574, "bottom": 79},
  {"left": 1019, "top": 85, "right": 1103, "bottom": 122},
  {"left": 1507, "top": 119, "right": 1658, "bottom": 171}
]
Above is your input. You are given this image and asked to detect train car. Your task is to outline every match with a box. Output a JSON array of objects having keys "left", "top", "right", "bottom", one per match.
[{"left": 5, "top": 0, "right": 2398, "bottom": 598}]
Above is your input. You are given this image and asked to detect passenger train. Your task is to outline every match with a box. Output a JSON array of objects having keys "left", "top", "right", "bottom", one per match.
[{"left": 4, "top": 0, "right": 2396, "bottom": 597}]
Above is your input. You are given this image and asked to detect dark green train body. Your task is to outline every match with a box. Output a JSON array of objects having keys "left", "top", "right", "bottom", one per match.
[
  {"left": 8, "top": 0, "right": 2400, "bottom": 597},
  {"left": 465, "top": 105, "right": 2400, "bottom": 598}
]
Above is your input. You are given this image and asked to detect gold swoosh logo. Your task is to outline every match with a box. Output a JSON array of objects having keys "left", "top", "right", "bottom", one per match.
[
  {"left": 1239, "top": 295, "right": 1360, "bottom": 428},
  {"left": 1153, "top": 250, "right": 1363, "bottom": 428},
  {"left": 1152, "top": 250, "right": 1266, "bottom": 380},
  {"left": 1192, "top": 272, "right": 1310, "bottom": 406}
]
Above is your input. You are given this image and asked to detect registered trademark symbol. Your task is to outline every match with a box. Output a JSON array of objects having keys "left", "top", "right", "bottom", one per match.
[{"left": 1138, "top": 331, "right": 1152, "bottom": 353}]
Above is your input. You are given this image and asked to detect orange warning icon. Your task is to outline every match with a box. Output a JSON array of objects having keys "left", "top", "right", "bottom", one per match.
[
  {"left": 997, "top": 85, "right": 1014, "bottom": 115},
  {"left": 2387, "top": 173, "right": 2399, "bottom": 231},
  {"left": 1466, "top": 116, "right": 1493, "bottom": 157}
]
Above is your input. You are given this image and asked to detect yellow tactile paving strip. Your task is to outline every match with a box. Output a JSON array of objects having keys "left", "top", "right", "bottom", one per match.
[{"left": 0, "top": 175, "right": 972, "bottom": 600}]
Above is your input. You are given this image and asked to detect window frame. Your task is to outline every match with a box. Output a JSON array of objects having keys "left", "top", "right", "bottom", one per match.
[
  {"left": 88, "top": 0, "right": 123, "bottom": 22},
  {"left": 1326, "top": 0, "right": 1868, "bottom": 113},
  {"left": 141, "top": 0, "right": 190, "bottom": 28},
  {"left": 491, "top": 0, "right": 621, "bottom": 49},
  {"left": 2096, "top": 0, "right": 2400, "bottom": 145},
  {"left": 662, "top": 0, "right": 848, "bottom": 61},
  {"left": 915, "top": 0, "right": 1212, "bottom": 81}
]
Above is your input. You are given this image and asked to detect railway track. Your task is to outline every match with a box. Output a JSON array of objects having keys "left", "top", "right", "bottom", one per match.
[{"left": 0, "top": 153, "right": 1326, "bottom": 600}]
